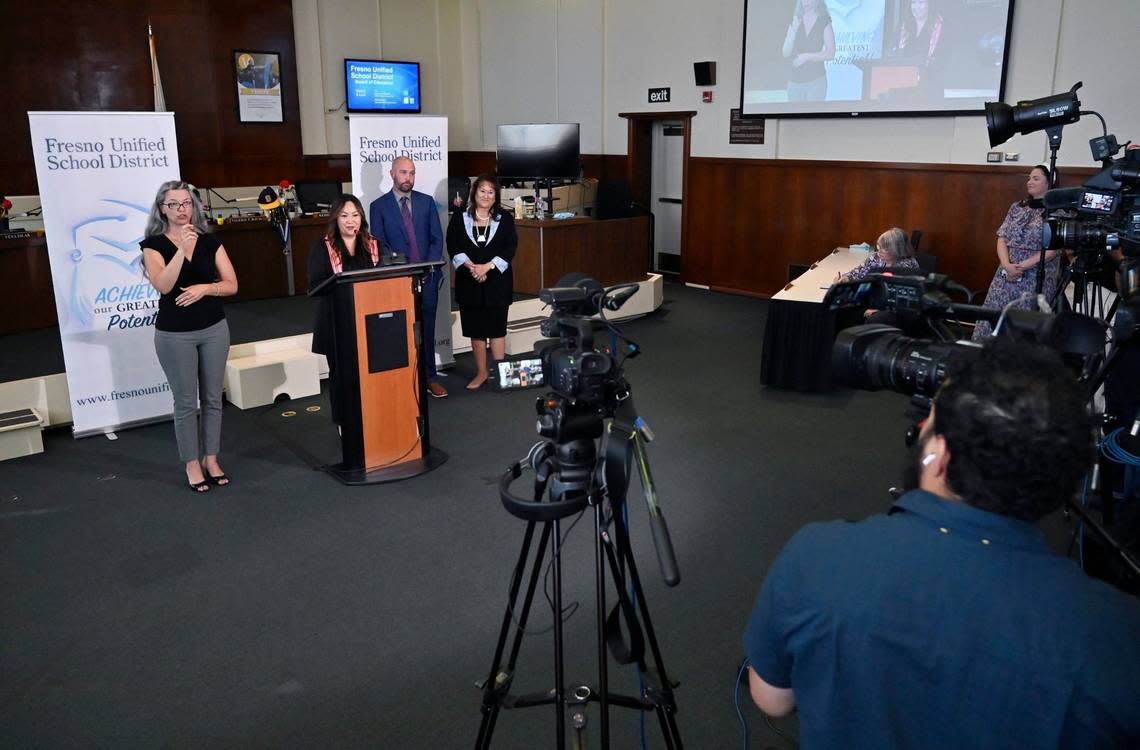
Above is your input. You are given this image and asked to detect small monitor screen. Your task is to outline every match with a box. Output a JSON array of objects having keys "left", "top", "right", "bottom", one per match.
[
  {"left": 496, "top": 124, "right": 580, "bottom": 180},
  {"left": 494, "top": 357, "right": 546, "bottom": 391},
  {"left": 345, "top": 59, "right": 421, "bottom": 113},
  {"left": 294, "top": 180, "right": 343, "bottom": 214},
  {"left": 1080, "top": 191, "right": 1116, "bottom": 214}
]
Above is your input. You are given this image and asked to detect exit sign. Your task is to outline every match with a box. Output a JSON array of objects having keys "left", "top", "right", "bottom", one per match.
[{"left": 648, "top": 87, "right": 671, "bottom": 103}]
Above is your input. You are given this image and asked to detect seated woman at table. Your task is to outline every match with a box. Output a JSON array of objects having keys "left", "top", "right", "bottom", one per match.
[
  {"left": 448, "top": 174, "right": 517, "bottom": 390},
  {"left": 308, "top": 194, "right": 379, "bottom": 425},
  {"left": 835, "top": 227, "right": 918, "bottom": 285},
  {"left": 972, "top": 165, "right": 1057, "bottom": 340}
]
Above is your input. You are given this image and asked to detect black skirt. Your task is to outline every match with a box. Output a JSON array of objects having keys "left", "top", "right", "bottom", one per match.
[{"left": 460, "top": 306, "right": 509, "bottom": 339}]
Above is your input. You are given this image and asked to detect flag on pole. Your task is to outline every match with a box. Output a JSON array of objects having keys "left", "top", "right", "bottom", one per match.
[{"left": 148, "top": 22, "right": 166, "bottom": 112}]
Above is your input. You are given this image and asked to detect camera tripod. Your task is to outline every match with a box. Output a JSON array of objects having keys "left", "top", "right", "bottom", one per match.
[
  {"left": 474, "top": 397, "right": 682, "bottom": 750},
  {"left": 1048, "top": 253, "right": 1120, "bottom": 323}
]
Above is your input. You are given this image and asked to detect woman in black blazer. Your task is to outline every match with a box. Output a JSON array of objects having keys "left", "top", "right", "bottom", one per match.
[
  {"left": 447, "top": 174, "right": 517, "bottom": 390},
  {"left": 308, "top": 194, "right": 379, "bottom": 424}
]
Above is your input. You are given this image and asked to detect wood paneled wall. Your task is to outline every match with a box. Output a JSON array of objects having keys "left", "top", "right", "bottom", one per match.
[
  {"left": 682, "top": 158, "right": 1096, "bottom": 297},
  {"left": 1, "top": 0, "right": 321, "bottom": 194}
]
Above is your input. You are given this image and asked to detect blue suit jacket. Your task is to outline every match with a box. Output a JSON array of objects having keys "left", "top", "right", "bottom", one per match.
[{"left": 369, "top": 190, "right": 443, "bottom": 263}]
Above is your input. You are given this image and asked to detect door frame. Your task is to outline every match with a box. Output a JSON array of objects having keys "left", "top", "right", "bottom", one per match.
[{"left": 619, "top": 111, "right": 696, "bottom": 281}]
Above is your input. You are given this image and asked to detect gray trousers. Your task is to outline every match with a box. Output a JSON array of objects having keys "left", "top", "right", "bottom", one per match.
[
  {"left": 154, "top": 319, "right": 230, "bottom": 462},
  {"left": 787, "top": 75, "right": 827, "bottom": 102}
]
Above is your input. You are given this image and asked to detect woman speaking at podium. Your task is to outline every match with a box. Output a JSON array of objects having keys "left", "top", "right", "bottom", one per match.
[
  {"left": 447, "top": 175, "right": 517, "bottom": 390},
  {"left": 141, "top": 181, "right": 239, "bottom": 493},
  {"left": 308, "top": 194, "right": 379, "bottom": 425}
]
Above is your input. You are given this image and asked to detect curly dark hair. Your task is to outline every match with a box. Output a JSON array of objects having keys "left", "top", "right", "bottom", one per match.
[{"left": 932, "top": 340, "right": 1093, "bottom": 521}]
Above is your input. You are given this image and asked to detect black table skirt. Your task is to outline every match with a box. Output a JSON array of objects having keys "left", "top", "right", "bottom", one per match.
[{"left": 761, "top": 300, "right": 862, "bottom": 392}]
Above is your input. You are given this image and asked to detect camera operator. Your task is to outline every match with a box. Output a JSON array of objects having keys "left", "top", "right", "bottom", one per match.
[{"left": 743, "top": 340, "right": 1140, "bottom": 748}]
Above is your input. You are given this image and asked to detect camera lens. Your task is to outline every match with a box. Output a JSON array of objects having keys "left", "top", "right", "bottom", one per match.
[
  {"left": 834, "top": 325, "right": 972, "bottom": 398},
  {"left": 1043, "top": 218, "right": 1110, "bottom": 250}
]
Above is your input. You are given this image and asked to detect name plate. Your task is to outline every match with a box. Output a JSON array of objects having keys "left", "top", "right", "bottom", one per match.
[{"left": 223, "top": 214, "right": 268, "bottom": 225}]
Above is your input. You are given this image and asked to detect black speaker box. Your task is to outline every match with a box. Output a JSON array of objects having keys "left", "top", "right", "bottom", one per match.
[{"left": 694, "top": 61, "right": 716, "bottom": 87}]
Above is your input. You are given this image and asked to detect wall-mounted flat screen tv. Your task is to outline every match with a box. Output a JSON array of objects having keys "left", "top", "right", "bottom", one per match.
[
  {"left": 739, "top": 0, "right": 1015, "bottom": 118},
  {"left": 496, "top": 123, "right": 581, "bottom": 180},
  {"left": 345, "top": 59, "right": 421, "bottom": 113}
]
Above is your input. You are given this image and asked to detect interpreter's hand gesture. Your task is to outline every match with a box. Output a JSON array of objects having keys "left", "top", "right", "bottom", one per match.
[
  {"left": 179, "top": 224, "right": 199, "bottom": 257},
  {"left": 175, "top": 284, "right": 212, "bottom": 307}
]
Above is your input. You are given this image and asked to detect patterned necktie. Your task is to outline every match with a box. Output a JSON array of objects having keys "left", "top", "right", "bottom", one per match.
[{"left": 400, "top": 196, "right": 422, "bottom": 262}]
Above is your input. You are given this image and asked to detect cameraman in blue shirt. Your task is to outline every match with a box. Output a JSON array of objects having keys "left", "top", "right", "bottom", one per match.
[{"left": 744, "top": 340, "right": 1140, "bottom": 749}]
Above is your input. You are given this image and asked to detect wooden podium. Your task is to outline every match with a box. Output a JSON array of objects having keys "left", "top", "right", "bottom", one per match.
[{"left": 309, "top": 261, "right": 447, "bottom": 484}]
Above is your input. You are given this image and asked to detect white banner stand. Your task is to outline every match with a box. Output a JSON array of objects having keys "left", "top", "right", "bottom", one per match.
[
  {"left": 28, "top": 112, "right": 181, "bottom": 437},
  {"left": 349, "top": 115, "right": 453, "bottom": 369}
]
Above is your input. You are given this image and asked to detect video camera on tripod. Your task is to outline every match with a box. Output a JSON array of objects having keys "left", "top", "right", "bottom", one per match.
[{"left": 477, "top": 274, "right": 683, "bottom": 749}]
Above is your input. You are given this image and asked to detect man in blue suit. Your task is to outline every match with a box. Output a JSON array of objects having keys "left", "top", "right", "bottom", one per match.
[{"left": 369, "top": 156, "right": 448, "bottom": 398}]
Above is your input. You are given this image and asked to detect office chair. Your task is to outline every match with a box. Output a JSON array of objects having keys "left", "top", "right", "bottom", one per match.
[
  {"left": 594, "top": 178, "right": 635, "bottom": 220},
  {"left": 915, "top": 252, "right": 938, "bottom": 273}
]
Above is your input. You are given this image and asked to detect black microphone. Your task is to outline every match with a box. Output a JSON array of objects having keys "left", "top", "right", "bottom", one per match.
[
  {"left": 1043, "top": 186, "right": 1085, "bottom": 210},
  {"left": 604, "top": 285, "right": 639, "bottom": 311}
]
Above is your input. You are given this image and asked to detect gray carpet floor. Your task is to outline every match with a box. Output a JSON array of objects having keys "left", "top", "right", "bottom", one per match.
[{"left": 0, "top": 282, "right": 1035, "bottom": 748}]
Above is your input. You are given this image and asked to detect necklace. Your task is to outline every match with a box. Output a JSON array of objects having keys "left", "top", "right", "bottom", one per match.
[{"left": 475, "top": 223, "right": 489, "bottom": 244}]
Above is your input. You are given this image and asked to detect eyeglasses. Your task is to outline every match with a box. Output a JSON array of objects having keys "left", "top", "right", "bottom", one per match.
[{"left": 163, "top": 200, "right": 193, "bottom": 210}]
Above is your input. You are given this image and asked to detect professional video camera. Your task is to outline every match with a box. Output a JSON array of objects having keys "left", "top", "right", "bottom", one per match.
[
  {"left": 1041, "top": 146, "right": 1140, "bottom": 256},
  {"left": 475, "top": 273, "right": 683, "bottom": 749},
  {"left": 824, "top": 272, "right": 1107, "bottom": 399},
  {"left": 533, "top": 273, "right": 642, "bottom": 439}
]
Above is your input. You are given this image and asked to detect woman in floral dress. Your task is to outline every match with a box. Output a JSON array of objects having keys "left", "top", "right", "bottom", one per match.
[{"left": 973, "top": 165, "right": 1058, "bottom": 339}]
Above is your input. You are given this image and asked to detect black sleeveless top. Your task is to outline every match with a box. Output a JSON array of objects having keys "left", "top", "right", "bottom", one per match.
[
  {"left": 788, "top": 11, "right": 831, "bottom": 82},
  {"left": 140, "top": 232, "right": 226, "bottom": 332}
]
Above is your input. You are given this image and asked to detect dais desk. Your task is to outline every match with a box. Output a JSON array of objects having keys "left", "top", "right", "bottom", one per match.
[
  {"left": 513, "top": 215, "right": 649, "bottom": 294},
  {"left": 761, "top": 248, "right": 868, "bottom": 392}
]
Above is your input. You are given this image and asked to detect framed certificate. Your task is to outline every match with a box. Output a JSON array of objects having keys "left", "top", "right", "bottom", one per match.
[{"left": 234, "top": 50, "right": 284, "bottom": 123}]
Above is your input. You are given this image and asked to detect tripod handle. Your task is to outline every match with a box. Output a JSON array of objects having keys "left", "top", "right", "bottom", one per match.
[{"left": 649, "top": 509, "right": 681, "bottom": 587}]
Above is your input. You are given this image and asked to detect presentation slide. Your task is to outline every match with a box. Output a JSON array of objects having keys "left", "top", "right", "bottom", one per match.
[
  {"left": 740, "top": 0, "right": 1013, "bottom": 117},
  {"left": 345, "top": 60, "right": 421, "bottom": 113}
]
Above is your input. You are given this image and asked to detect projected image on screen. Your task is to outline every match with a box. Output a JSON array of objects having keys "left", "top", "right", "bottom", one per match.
[{"left": 740, "top": 0, "right": 1014, "bottom": 117}]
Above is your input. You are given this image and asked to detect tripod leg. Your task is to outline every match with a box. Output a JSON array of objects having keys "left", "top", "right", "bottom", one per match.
[
  {"left": 593, "top": 502, "right": 611, "bottom": 748},
  {"left": 609, "top": 508, "right": 684, "bottom": 749},
  {"left": 475, "top": 519, "right": 555, "bottom": 750},
  {"left": 551, "top": 516, "right": 567, "bottom": 750}
]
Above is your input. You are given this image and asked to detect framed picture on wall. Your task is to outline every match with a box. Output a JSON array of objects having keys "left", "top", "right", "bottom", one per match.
[{"left": 233, "top": 50, "right": 284, "bottom": 123}]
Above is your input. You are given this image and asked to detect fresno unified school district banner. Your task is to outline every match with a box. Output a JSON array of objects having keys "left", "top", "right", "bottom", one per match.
[
  {"left": 349, "top": 114, "right": 453, "bottom": 368},
  {"left": 28, "top": 112, "right": 180, "bottom": 437}
]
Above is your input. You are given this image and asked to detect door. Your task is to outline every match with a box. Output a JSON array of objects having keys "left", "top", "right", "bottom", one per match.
[{"left": 650, "top": 121, "right": 684, "bottom": 275}]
